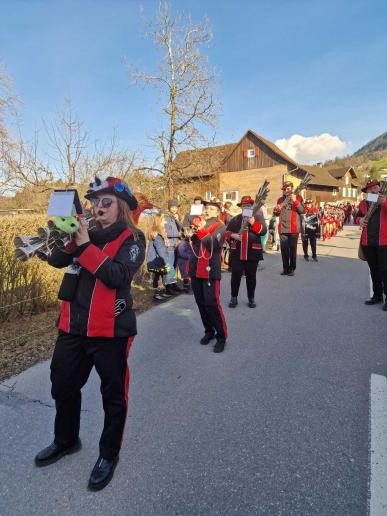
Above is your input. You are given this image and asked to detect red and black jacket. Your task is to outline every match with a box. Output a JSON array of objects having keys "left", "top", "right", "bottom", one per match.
[
  {"left": 357, "top": 199, "right": 387, "bottom": 246},
  {"left": 188, "top": 217, "right": 226, "bottom": 280},
  {"left": 48, "top": 221, "right": 145, "bottom": 338},
  {"left": 225, "top": 214, "right": 267, "bottom": 261},
  {"left": 277, "top": 194, "right": 304, "bottom": 234}
]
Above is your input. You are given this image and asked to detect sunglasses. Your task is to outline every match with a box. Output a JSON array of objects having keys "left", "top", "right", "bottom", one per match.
[{"left": 90, "top": 197, "right": 115, "bottom": 208}]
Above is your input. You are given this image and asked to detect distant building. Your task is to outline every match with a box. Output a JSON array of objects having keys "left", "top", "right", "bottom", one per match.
[{"left": 173, "top": 129, "right": 357, "bottom": 208}]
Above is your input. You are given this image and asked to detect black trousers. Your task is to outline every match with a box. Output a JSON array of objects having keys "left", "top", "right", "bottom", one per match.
[
  {"left": 50, "top": 331, "right": 134, "bottom": 460},
  {"left": 301, "top": 230, "right": 317, "bottom": 257},
  {"left": 362, "top": 245, "right": 387, "bottom": 298},
  {"left": 280, "top": 233, "right": 299, "bottom": 272},
  {"left": 191, "top": 277, "right": 227, "bottom": 340},
  {"left": 230, "top": 259, "right": 259, "bottom": 299}
]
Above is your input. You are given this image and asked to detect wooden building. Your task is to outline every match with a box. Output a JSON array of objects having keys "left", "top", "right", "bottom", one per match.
[
  {"left": 327, "top": 166, "right": 359, "bottom": 202},
  {"left": 173, "top": 130, "right": 354, "bottom": 208}
]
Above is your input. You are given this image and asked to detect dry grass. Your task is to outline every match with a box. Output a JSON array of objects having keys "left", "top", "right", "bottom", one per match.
[{"left": 0, "top": 213, "right": 156, "bottom": 381}]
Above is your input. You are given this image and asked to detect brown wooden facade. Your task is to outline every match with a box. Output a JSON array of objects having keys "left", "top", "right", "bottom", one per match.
[{"left": 174, "top": 130, "right": 354, "bottom": 210}]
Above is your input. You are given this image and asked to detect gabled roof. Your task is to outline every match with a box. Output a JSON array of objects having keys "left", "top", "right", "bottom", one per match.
[
  {"left": 172, "top": 130, "right": 352, "bottom": 188},
  {"left": 328, "top": 166, "right": 357, "bottom": 179},
  {"left": 298, "top": 165, "right": 342, "bottom": 188},
  {"left": 173, "top": 143, "right": 236, "bottom": 178},
  {"left": 246, "top": 129, "right": 298, "bottom": 168}
]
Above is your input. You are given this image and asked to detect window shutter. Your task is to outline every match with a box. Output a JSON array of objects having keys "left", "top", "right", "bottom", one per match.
[
  {"left": 255, "top": 147, "right": 260, "bottom": 156},
  {"left": 243, "top": 149, "right": 248, "bottom": 158}
]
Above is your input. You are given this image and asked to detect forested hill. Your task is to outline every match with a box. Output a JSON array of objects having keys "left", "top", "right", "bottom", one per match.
[{"left": 354, "top": 131, "right": 387, "bottom": 156}]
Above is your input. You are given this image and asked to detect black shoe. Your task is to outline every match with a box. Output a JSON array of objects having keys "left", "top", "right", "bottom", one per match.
[
  {"left": 229, "top": 296, "right": 238, "bottom": 308},
  {"left": 159, "top": 289, "right": 173, "bottom": 299},
  {"left": 213, "top": 338, "right": 226, "bottom": 353},
  {"left": 304, "top": 256, "right": 309, "bottom": 261},
  {"left": 171, "top": 283, "right": 184, "bottom": 293},
  {"left": 248, "top": 298, "right": 256, "bottom": 308},
  {"left": 153, "top": 292, "right": 165, "bottom": 301},
  {"left": 34, "top": 439, "right": 81, "bottom": 467},
  {"left": 383, "top": 302, "right": 387, "bottom": 311},
  {"left": 200, "top": 333, "right": 215, "bottom": 345},
  {"left": 165, "top": 286, "right": 177, "bottom": 296},
  {"left": 287, "top": 269, "right": 295, "bottom": 276},
  {"left": 312, "top": 256, "right": 318, "bottom": 262},
  {"left": 88, "top": 456, "right": 119, "bottom": 491},
  {"left": 280, "top": 270, "right": 289, "bottom": 276},
  {"left": 365, "top": 296, "right": 383, "bottom": 305}
]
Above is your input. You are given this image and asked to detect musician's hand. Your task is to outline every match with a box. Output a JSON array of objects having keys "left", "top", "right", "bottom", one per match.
[
  {"left": 378, "top": 195, "right": 386, "bottom": 205},
  {"left": 196, "top": 219, "right": 206, "bottom": 231},
  {"left": 277, "top": 204, "right": 283, "bottom": 211},
  {"left": 290, "top": 194, "right": 296, "bottom": 202},
  {"left": 74, "top": 216, "right": 90, "bottom": 246},
  {"left": 359, "top": 217, "right": 368, "bottom": 228},
  {"left": 231, "top": 233, "right": 241, "bottom": 241},
  {"left": 247, "top": 216, "right": 255, "bottom": 225}
]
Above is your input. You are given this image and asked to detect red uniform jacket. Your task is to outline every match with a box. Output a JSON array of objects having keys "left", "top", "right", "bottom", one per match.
[
  {"left": 225, "top": 214, "right": 267, "bottom": 261},
  {"left": 277, "top": 194, "right": 304, "bottom": 234},
  {"left": 357, "top": 199, "right": 387, "bottom": 246}
]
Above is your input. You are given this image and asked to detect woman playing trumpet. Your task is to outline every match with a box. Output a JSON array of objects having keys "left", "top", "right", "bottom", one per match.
[{"left": 34, "top": 176, "right": 145, "bottom": 491}]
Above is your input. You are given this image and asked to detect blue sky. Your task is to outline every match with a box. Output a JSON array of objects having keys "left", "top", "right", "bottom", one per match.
[{"left": 1, "top": 0, "right": 387, "bottom": 164}]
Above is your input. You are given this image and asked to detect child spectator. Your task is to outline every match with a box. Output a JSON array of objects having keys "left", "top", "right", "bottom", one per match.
[{"left": 146, "top": 214, "right": 172, "bottom": 301}]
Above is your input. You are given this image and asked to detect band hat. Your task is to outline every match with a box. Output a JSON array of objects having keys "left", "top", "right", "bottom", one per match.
[
  {"left": 193, "top": 195, "right": 203, "bottom": 202},
  {"left": 305, "top": 198, "right": 313, "bottom": 203},
  {"left": 361, "top": 179, "right": 380, "bottom": 193},
  {"left": 237, "top": 195, "right": 254, "bottom": 207},
  {"left": 202, "top": 200, "right": 222, "bottom": 209},
  {"left": 167, "top": 198, "right": 180, "bottom": 209},
  {"left": 85, "top": 176, "right": 138, "bottom": 210},
  {"left": 282, "top": 181, "right": 294, "bottom": 190}
]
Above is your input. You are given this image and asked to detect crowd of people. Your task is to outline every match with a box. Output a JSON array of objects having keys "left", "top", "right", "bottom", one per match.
[{"left": 33, "top": 174, "right": 387, "bottom": 492}]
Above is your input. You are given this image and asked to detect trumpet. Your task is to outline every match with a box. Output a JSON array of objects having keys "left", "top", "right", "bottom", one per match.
[{"left": 14, "top": 213, "right": 95, "bottom": 262}]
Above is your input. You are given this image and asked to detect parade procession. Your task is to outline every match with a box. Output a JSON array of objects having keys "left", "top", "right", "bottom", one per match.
[{"left": 4, "top": 165, "right": 384, "bottom": 492}]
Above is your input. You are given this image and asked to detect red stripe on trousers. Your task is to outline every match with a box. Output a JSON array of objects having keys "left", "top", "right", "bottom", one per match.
[
  {"left": 214, "top": 280, "right": 227, "bottom": 339},
  {"left": 241, "top": 231, "right": 248, "bottom": 260},
  {"left": 120, "top": 335, "right": 134, "bottom": 448},
  {"left": 58, "top": 301, "right": 70, "bottom": 333}
]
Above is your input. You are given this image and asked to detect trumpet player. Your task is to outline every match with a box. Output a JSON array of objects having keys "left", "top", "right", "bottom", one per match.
[
  {"left": 225, "top": 196, "right": 267, "bottom": 308},
  {"left": 277, "top": 181, "right": 304, "bottom": 276},
  {"left": 189, "top": 200, "right": 228, "bottom": 353},
  {"left": 357, "top": 179, "right": 387, "bottom": 309},
  {"left": 34, "top": 176, "right": 145, "bottom": 491}
]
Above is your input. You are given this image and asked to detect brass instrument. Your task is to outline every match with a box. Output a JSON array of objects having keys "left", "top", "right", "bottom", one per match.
[
  {"left": 239, "top": 180, "right": 270, "bottom": 233},
  {"left": 282, "top": 172, "right": 312, "bottom": 210},
  {"left": 14, "top": 213, "right": 95, "bottom": 262}
]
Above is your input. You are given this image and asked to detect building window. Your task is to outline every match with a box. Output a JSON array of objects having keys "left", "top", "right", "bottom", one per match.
[
  {"left": 205, "top": 191, "right": 214, "bottom": 201},
  {"left": 342, "top": 187, "right": 347, "bottom": 197},
  {"left": 345, "top": 176, "right": 350, "bottom": 185},
  {"left": 222, "top": 190, "right": 239, "bottom": 203}
]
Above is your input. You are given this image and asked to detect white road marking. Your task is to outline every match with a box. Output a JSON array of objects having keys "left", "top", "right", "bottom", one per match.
[{"left": 370, "top": 374, "right": 387, "bottom": 516}]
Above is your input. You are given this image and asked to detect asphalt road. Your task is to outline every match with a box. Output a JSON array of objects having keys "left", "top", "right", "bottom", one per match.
[{"left": 1, "top": 226, "right": 387, "bottom": 515}]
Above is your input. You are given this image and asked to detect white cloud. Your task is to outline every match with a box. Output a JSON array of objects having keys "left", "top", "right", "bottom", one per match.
[{"left": 275, "top": 133, "right": 350, "bottom": 164}]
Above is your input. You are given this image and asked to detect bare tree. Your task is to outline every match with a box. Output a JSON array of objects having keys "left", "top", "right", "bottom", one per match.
[
  {"left": 44, "top": 98, "right": 88, "bottom": 186},
  {"left": 127, "top": 1, "right": 220, "bottom": 197}
]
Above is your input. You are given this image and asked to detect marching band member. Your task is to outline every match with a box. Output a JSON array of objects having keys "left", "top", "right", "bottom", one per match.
[
  {"left": 225, "top": 196, "right": 267, "bottom": 308},
  {"left": 189, "top": 200, "right": 228, "bottom": 353},
  {"left": 357, "top": 179, "right": 387, "bottom": 310},
  {"left": 34, "top": 176, "right": 145, "bottom": 491},
  {"left": 277, "top": 181, "right": 304, "bottom": 276},
  {"left": 301, "top": 198, "right": 320, "bottom": 262}
]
